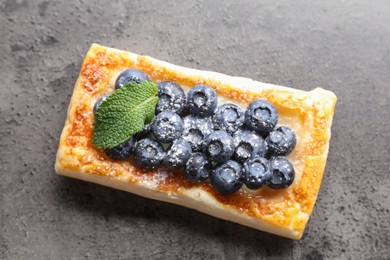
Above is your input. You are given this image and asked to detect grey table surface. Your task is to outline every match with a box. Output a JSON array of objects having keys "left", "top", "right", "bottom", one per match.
[{"left": 1, "top": 0, "right": 390, "bottom": 259}]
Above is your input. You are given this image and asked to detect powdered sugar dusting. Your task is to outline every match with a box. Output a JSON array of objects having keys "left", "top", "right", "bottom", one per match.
[{"left": 139, "top": 169, "right": 173, "bottom": 188}]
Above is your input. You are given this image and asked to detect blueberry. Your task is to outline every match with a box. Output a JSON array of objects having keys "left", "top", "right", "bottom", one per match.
[
  {"left": 152, "top": 111, "right": 184, "bottom": 143},
  {"left": 164, "top": 139, "right": 192, "bottom": 169},
  {"left": 134, "top": 138, "right": 164, "bottom": 169},
  {"left": 211, "top": 160, "right": 243, "bottom": 194},
  {"left": 93, "top": 94, "right": 109, "bottom": 114},
  {"left": 243, "top": 156, "right": 272, "bottom": 189},
  {"left": 185, "top": 152, "right": 211, "bottom": 182},
  {"left": 187, "top": 84, "right": 218, "bottom": 117},
  {"left": 203, "top": 130, "right": 235, "bottom": 164},
  {"left": 213, "top": 103, "right": 244, "bottom": 135},
  {"left": 115, "top": 69, "right": 149, "bottom": 89},
  {"left": 104, "top": 138, "right": 136, "bottom": 160},
  {"left": 268, "top": 157, "right": 295, "bottom": 189},
  {"left": 244, "top": 100, "right": 278, "bottom": 135},
  {"left": 182, "top": 115, "right": 213, "bottom": 152},
  {"left": 156, "top": 81, "right": 186, "bottom": 114},
  {"left": 232, "top": 129, "right": 268, "bottom": 163},
  {"left": 266, "top": 126, "right": 297, "bottom": 156},
  {"left": 134, "top": 122, "right": 153, "bottom": 140}
]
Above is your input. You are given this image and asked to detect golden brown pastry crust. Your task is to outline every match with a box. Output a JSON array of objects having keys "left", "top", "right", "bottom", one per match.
[{"left": 55, "top": 43, "right": 337, "bottom": 239}]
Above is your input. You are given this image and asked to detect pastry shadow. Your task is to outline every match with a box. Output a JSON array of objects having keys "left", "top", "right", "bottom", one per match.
[{"left": 56, "top": 176, "right": 295, "bottom": 255}]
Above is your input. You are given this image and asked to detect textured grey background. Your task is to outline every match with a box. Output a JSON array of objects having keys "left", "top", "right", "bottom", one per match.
[{"left": 1, "top": 0, "right": 390, "bottom": 259}]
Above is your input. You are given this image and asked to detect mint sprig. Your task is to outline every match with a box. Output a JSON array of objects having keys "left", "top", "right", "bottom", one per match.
[{"left": 92, "top": 80, "right": 158, "bottom": 149}]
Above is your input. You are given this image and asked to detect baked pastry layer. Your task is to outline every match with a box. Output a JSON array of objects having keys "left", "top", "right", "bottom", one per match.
[{"left": 55, "top": 43, "right": 337, "bottom": 239}]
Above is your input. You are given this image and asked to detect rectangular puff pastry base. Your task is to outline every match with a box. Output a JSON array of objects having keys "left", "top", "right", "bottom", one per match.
[{"left": 55, "top": 43, "right": 337, "bottom": 239}]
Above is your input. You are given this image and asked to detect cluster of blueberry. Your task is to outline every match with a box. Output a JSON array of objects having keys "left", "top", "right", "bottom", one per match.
[{"left": 94, "top": 69, "right": 297, "bottom": 194}]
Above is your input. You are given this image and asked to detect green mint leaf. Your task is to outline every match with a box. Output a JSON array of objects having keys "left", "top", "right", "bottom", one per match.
[{"left": 92, "top": 80, "right": 158, "bottom": 149}]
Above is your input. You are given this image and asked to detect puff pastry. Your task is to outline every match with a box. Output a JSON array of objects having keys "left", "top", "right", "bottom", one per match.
[{"left": 55, "top": 43, "right": 337, "bottom": 239}]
